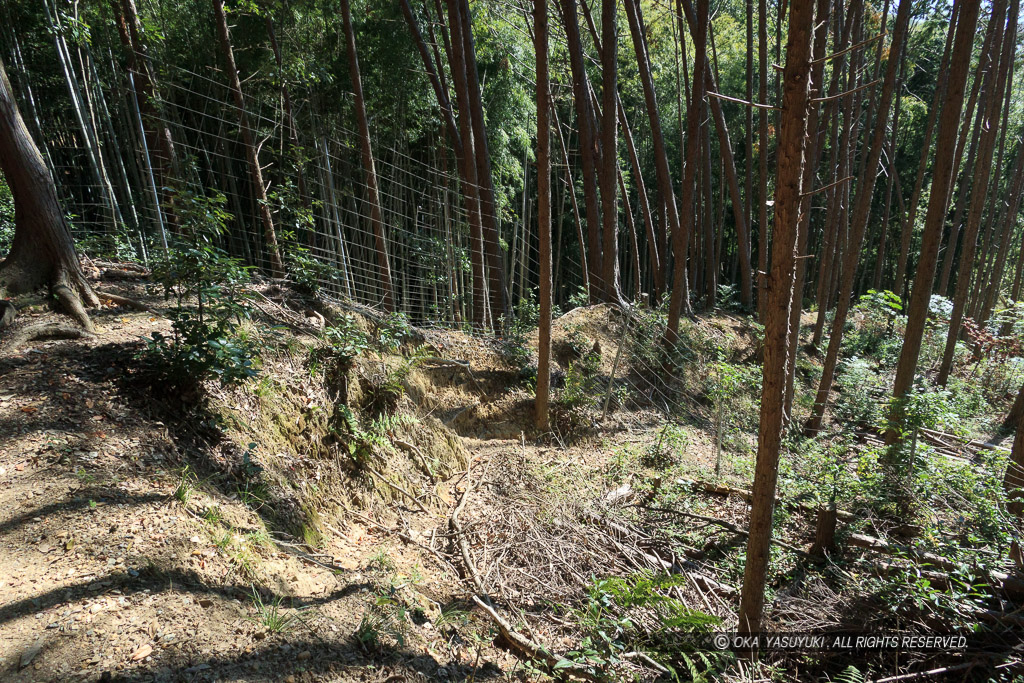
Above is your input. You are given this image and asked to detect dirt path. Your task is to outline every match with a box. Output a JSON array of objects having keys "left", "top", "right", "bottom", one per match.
[{"left": 0, "top": 302, "right": 519, "bottom": 682}]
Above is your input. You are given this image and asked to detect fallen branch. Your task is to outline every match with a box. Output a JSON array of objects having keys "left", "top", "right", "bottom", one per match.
[
  {"left": 471, "top": 596, "right": 600, "bottom": 682},
  {"left": 680, "top": 478, "right": 855, "bottom": 521},
  {"left": 363, "top": 465, "right": 429, "bottom": 513},
  {"left": 448, "top": 463, "right": 600, "bottom": 681},
  {"left": 392, "top": 437, "right": 436, "bottom": 483},
  {"left": 637, "top": 504, "right": 809, "bottom": 557},
  {"left": 867, "top": 661, "right": 976, "bottom": 683},
  {"left": 101, "top": 268, "right": 149, "bottom": 281},
  {"left": 450, "top": 459, "right": 486, "bottom": 592},
  {"left": 847, "top": 533, "right": 957, "bottom": 571},
  {"left": 585, "top": 509, "right": 739, "bottom": 600}
]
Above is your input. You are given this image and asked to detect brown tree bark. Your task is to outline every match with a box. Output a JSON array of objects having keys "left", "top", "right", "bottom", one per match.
[
  {"left": 455, "top": 0, "right": 509, "bottom": 324},
  {"left": 737, "top": 0, "right": 816, "bottom": 635},
  {"left": 936, "top": 0, "right": 1015, "bottom": 386},
  {"left": 1004, "top": 381, "right": 1024, "bottom": 516},
  {"left": 892, "top": 6, "right": 957, "bottom": 292},
  {"left": 885, "top": 0, "right": 982, "bottom": 446},
  {"left": 112, "top": 0, "right": 178, "bottom": 190},
  {"left": 212, "top": 0, "right": 285, "bottom": 278},
  {"left": 559, "top": 0, "right": 604, "bottom": 303},
  {"left": 979, "top": 144, "right": 1024, "bottom": 324},
  {"left": 755, "top": 0, "right": 769, "bottom": 323},
  {"left": 936, "top": 12, "right": 1002, "bottom": 296},
  {"left": 535, "top": 0, "right": 551, "bottom": 431},
  {"left": 805, "top": 0, "right": 913, "bottom": 435},
  {"left": 625, "top": 0, "right": 700, "bottom": 343},
  {"left": 678, "top": 0, "right": 753, "bottom": 309},
  {"left": 399, "top": 0, "right": 487, "bottom": 326},
  {"left": 785, "top": 0, "right": 833, "bottom": 419},
  {"left": 598, "top": 0, "right": 622, "bottom": 304},
  {"left": 0, "top": 57, "right": 98, "bottom": 331},
  {"left": 342, "top": 0, "right": 395, "bottom": 311}
]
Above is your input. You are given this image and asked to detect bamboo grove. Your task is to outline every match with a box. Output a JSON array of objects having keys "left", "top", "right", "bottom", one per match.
[{"left": 3, "top": 0, "right": 1024, "bottom": 637}]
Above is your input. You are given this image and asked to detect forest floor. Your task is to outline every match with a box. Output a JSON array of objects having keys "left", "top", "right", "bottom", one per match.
[
  {"left": 1, "top": 280, "right": 1021, "bottom": 683},
  {"left": 0, "top": 285, "right": 718, "bottom": 683}
]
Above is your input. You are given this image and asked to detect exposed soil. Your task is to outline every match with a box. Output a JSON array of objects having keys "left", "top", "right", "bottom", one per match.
[{"left": 1, "top": 286, "right": 729, "bottom": 683}]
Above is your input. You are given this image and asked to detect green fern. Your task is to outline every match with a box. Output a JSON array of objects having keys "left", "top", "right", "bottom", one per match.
[{"left": 833, "top": 665, "right": 864, "bottom": 683}]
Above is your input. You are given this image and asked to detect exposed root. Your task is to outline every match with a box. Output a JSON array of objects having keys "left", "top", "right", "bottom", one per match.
[
  {"left": 0, "top": 300, "right": 15, "bottom": 330},
  {"left": 3, "top": 323, "right": 95, "bottom": 350},
  {"left": 94, "top": 290, "right": 155, "bottom": 313},
  {"left": 52, "top": 283, "right": 94, "bottom": 333}
]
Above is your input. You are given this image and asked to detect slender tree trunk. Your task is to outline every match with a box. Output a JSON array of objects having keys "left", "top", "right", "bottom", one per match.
[
  {"left": 785, "top": 0, "right": 833, "bottom": 419},
  {"left": 885, "top": 0, "right": 981, "bottom": 446},
  {"left": 535, "top": 0, "right": 551, "bottom": 430},
  {"left": 737, "top": 0, "right": 815, "bottom": 635},
  {"left": 559, "top": 0, "right": 604, "bottom": 302},
  {"left": 677, "top": 0, "right": 753, "bottom": 309},
  {"left": 937, "top": 13, "right": 1001, "bottom": 296},
  {"left": 624, "top": 0, "right": 694, "bottom": 337},
  {"left": 936, "top": 0, "right": 1015, "bottom": 386},
  {"left": 342, "top": 0, "right": 395, "bottom": 310},
  {"left": 456, "top": 0, "right": 509, "bottom": 324},
  {"left": 980, "top": 142, "right": 1024, "bottom": 323},
  {"left": 756, "top": 0, "right": 769, "bottom": 322},
  {"left": 598, "top": 0, "right": 622, "bottom": 304},
  {"left": 619, "top": 98, "right": 662, "bottom": 297},
  {"left": 550, "top": 100, "right": 590, "bottom": 297},
  {"left": 893, "top": 6, "right": 957, "bottom": 292},
  {"left": 212, "top": 0, "right": 285, "bottom": 277},
  {"left": 805, "top": 0, "right": 913, "bottom": 434}
]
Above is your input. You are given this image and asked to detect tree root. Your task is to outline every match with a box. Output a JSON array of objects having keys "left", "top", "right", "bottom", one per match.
[
  {"left": 94, "top": 290, "right": 155, "bottom": 313},
  {"left": 3, "top": 323, "right": 95, "bottom": 350},
  {"left": 51, "top": 284, "right": 94, "bottom": 333}
]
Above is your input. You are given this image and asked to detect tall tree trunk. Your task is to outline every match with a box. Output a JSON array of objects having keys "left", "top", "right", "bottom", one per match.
[
  {"left": 936, "top": 0, "right": 1015, "bottom": 386},
  {"left": 621, "top": 0, "right": 698, "bottom": 344},
  {"left": 677, "top": 0, "right": 753, "bottom": 309},
  {"left": 342, "top": 0, "right": 395, "bottom": 311},
  {"left": 979, "top": 141, "right": 1024, "bottom": 323},
  {"left": 535, "top": 0, "right": 552, "bottom": 431},
  {"left": 598, "top": 0, "right": 621, "bottom": 304},
  {"left": 212, "top": 0, "right": 285, "bottom": 277},
  {"left": 737, "top": 0, "right": 815, "bottom": 635},
  {"left": 785, "top": 0, "right": 833, "bottom": 419},
  {"left": 455, "top": 0, "right": 509, "bottom": 324},
  {"left": 885, "top": 0, "right": 981, "bottom": 446},
  {"left": 805, "top": 0, "right": 913, "bottom": 435},
  {"left": 755, "top": 0, "right": 769, "bottom": 322},
  {"left": 0, "top": 57, "right": 98, "bottom": 330},
  {"left": 399, "top": 0, "right": 488, "bottom": 326},
  {"left": 937, "top": 13, "right": 1002, "bottom": 296},
  {"left": 892, "top": 6, "right": 957, "bottom": 292},
  {"left": 559, "top": 0, "right": 604, "bottom": 302}
]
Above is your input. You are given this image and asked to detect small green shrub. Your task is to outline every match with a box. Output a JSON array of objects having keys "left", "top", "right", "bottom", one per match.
[
  {"left": 833, "top": 357, "right": 883, "bottom": 429},
  {"left": 143, "top": 313, "right": 259, "bottom": 390},
  {"left": 567, "top": 572, "right": 723, "bottom": 680},
  {"left": 308, "top": 316, "right": 370, "bottom": 382}
]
